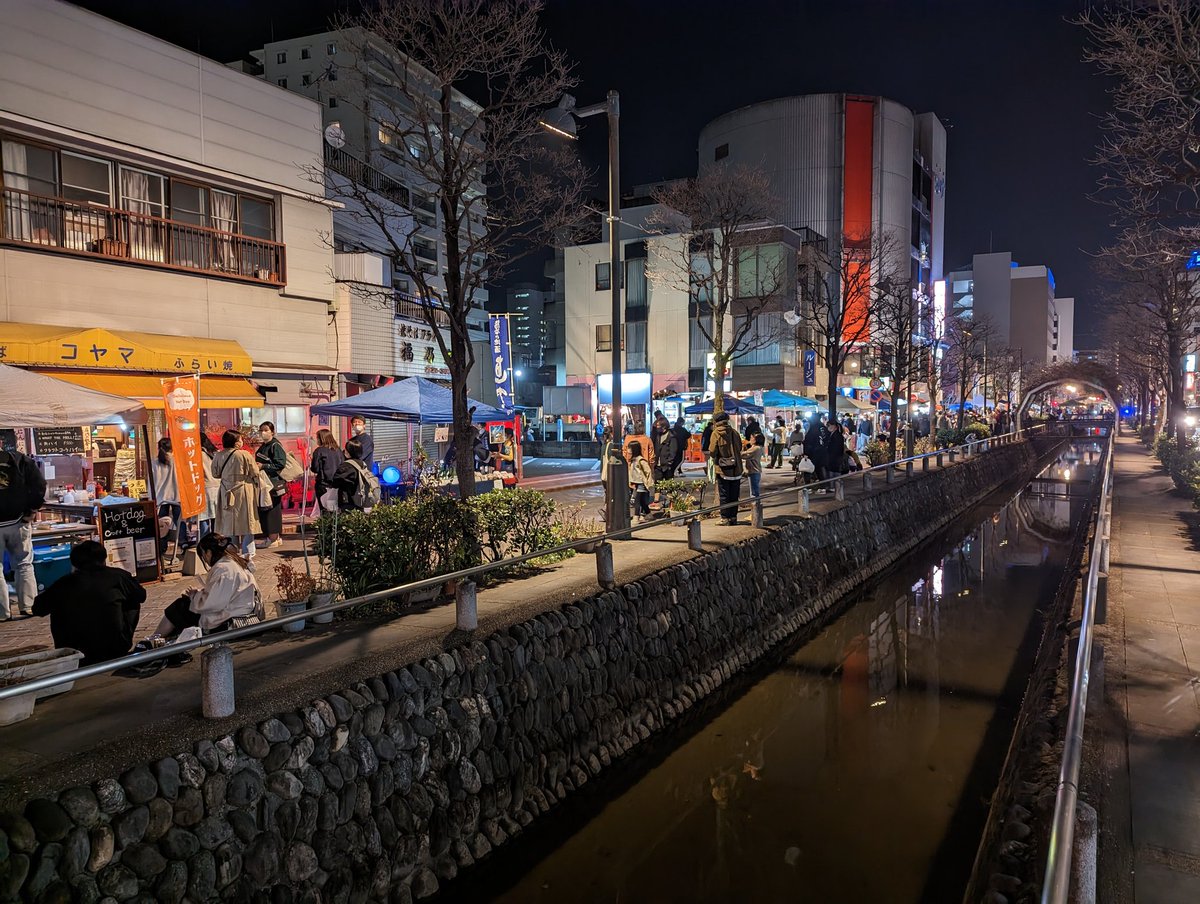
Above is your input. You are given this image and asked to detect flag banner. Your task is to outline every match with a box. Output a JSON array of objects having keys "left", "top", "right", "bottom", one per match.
[
  {"left": 490, "top": 315, "right": 514, "bottom": 411},
  {"left": 161, "top": 375, "right": 205, "bottom": 520},
  {"left": 803, "top": 349, "right": 816, "bottom": 386}
]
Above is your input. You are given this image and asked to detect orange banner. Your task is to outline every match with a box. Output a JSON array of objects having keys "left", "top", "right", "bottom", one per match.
[{"left": 161, "top": 375, "right": 206, "bottom": 520}]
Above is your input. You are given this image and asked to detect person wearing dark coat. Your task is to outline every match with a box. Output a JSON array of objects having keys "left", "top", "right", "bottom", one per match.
[
  {"left": 803, "top": 419, "right": 827, "bottom": 480},
  {"left": 669, "top": 419, "right": 690, "bottom": 477},
  {"left": 32, "top": 540, "right": 145, "bottom": 665},
  {"left": 824, "top": 420, "right": 847, "bottom": 485},
  {"left": 654, "top": 424, "right": 679, "bottom": 482},
  {"left": 309, "top": 428, "right": 344, "bottom": 513}
]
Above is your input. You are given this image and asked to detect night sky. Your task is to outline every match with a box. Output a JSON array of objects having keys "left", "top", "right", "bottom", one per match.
[{"left": 74, "top": 0, "right": 1113, "bottom": 343}]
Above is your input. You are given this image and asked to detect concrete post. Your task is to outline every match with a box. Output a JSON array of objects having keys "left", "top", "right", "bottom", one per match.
[
  {"left": 835, "top": 480, "right": 845, "bottom": 501},
  {"left": 949, "top": 449, "right": 957, "bottom": 463},
  {"left": 201, "top": 644, "right": 235, "bottom": 720},
  {"left": 752, "top": 499, "right": 764, "bottom": 528},
  {"left": 864, "top": 472, "right": 873, "bottom": 491},
  {"left": 922, "top": 456, "right": 930, "bottom": 472},
  {"left": 799, "top": 489, "right": 810, "bottom": 515},
  {"left": 1070, "top": 800, "right": 1098, "bottom": 904},
  {"left": 885, "top": 465, "right": 894, "bottom": 484},
  {"left": 906, "top": 459, "right": 914, "bottom": 477},
  {"left": 936, "top": 452, "right": 944, "bottom": 468},
  {"left": 596, "top": 542, "right": 615, "bottom": 590},
  {"left": 687, "top": 519, "right": 703, "bottom": 551},
  {"left": 455, "top": 580, "right": 477, "bottom": 632}
]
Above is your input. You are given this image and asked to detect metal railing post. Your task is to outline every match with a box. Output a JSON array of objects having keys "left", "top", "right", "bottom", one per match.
[
  {"left": 752, "top": 499, "right": 764, "bottom": 528},
  {"left": 596, "top": 542, "right": 615, "bottom": 590},
  {"left": 455, "top": 580, "right": 478, "bottom": 631},
  {"left": 687, "top": 518, "right": 703, "bottom": 551},
  {"left": 201, "top": 645, "right": 235, "bottom": 720}
]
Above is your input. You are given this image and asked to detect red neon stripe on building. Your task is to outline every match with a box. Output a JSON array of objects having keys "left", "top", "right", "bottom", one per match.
[{"left": 842, "top": 97, "right": 874, "bottom": 343}]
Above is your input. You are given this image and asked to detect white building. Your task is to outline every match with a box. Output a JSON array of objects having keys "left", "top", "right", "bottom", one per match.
[{"left": 0, "top": 0, "right": 335, "bottom": 451}]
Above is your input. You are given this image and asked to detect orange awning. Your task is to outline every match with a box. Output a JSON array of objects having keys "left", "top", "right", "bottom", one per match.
[{"left": 34, "top": 371, "right": 263, "bottom": 409}]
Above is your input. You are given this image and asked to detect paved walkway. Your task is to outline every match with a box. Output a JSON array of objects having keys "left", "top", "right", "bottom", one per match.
[{"left": 1098, "top": 436, "right": 1200, "bottom": 903}]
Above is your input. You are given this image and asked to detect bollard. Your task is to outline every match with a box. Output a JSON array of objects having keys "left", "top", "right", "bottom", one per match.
[
  {"left": 906, "top": 459, "right": 914, "bottom": 477},
  {"left": 455, "top": 580, "right": 478, "bottom": 631},
  {"left": 687, "top": 519, "right": 703, "bottom": 551},
  {"left": 596, "top": 542, "right": 615, "bottom": 590},
  {"left": 949, "top": 449, "right": 957, "bottom": 462},
  {"left": 922, "top": 456, "right": 929, "bottom": 472},
  {"left": 752, "top": 499, "right": 764, "bottom": 528},
  {"left": 864, "top": 471, "right": 873, "bottom": 491},
  {"left": 885, "top": 465, "right": 894, "bottom": 484},
  {"left": 799, "top": 489, "right": 810, "bottom": 515},
  {"left": 201, "top": 644, "right": 235, "bottom": 720},
  {"left": 835, "top": 480, "right": 845, "bottom": 501},
  {"left": 1072, "top": 800, "right": 1098, "bottom": 904},
  {"left": 936, "top": 451, "right": 944, "bottom": 468}
]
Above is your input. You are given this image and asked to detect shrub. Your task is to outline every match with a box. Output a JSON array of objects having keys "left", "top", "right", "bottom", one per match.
[
  {"left": 936, "top": 421, "right": 991, "bottom": 448},
  {"left": 468, "top": 487, "right": 561, "bottom": 564},
  {"left": 655, "top": 477, "right": 704, "bottom": 513},
  {"left": 862, "top": 440, "right": 891, "bottom": 466}
]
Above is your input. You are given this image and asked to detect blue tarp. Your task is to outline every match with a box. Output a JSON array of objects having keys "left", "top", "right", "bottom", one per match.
[
  {"left": 683, "top": 395, "right": 764, "bottom": 415},
  {"left": 760, "top": 389, "right": 819, "bottom": 409},
  {"left": 309, "top": 377, "right": 510, "bottom": 424}
]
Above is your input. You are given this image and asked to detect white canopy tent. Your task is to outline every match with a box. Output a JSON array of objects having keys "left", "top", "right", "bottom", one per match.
[{"left": 0, "top": 362, "right": 148, "bottom": 427}]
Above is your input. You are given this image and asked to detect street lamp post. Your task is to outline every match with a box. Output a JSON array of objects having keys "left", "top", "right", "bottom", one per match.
[{"left": 540, "top": 92, "right": 630, "bottom": 533}]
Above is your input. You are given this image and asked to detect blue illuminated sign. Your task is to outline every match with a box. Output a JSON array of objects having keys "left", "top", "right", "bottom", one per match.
[
  {"left": 803, "top": 349, "right": 816, "bottom": 386},
  {"left": 489, "top": 315, "right": 514, "bottom": 412}
]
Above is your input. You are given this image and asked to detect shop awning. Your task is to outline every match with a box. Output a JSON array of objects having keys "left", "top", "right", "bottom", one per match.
[
  {"left": 0, "top": 363, "right": 148, "bottom": 426},
  {"left": 34, "top": 371, "right": 263, "bottom": 409},
  {"left": 0, "top": 323, "right": 253, "bottom": 375}
]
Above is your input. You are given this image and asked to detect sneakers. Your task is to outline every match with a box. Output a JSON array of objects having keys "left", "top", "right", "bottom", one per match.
[{"left": 265, "top": 538, "right": 283, "bottom": 549}]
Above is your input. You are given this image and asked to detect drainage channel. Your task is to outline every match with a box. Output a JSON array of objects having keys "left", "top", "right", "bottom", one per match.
[{"left": 439, "top": 443, "right": 1102, "bottom": 904}]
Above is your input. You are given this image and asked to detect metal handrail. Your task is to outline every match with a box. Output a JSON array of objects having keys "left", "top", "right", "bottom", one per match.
[
  {"left": 0, "top": 423, "right": 1048, "bottom": 704},
  {"left": 1040, "top": 431, "right": 1115, "bottom": 903}
]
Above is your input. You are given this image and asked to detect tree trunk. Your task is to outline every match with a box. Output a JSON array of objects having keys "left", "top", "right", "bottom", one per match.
[
  {"left": 712, "top": 303, "right": 726, "bottom": 417},
  {"left": 956, "top": 365, "right": 969, "bottom": 431},
  {"left": 449, "top": 328, "right": 477, "bottom": 498},
  {"left": 1167, "top": 328, "right": 1186, "bottom": 449}
]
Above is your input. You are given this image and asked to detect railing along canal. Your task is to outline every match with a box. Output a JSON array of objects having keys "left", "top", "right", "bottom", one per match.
[{"left": 0, "top": 425, "right": 1050, "bottom": 719}]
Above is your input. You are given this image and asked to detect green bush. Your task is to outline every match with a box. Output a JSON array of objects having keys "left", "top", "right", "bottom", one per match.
[
  {"left": 1152, "top": 432, "right": 1200, "bottom": 508},
  {"left": 468, "top": 487, "right": 562, "bottom": 565},
  {"left": 655, "top": 477, "right": 703, "bottom": 512},
  {"left": 935, "top": 421, "right": 991, "bottom": 448},
  {"left": 862, "top": 440, "right": 891, "bottom": 466}
]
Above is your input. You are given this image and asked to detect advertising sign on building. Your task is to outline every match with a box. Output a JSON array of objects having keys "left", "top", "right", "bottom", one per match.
[
  {"left": 161, "top": 375, "right": 205, "bottom": 520},
  {"left": 705, "top": 354, "right": 732, "bottom": 394},
  {"left": 489, "top": 315, "right": 514, "bottom": 411},
  {"left": 393, "top": 319, "right": 448, "bottom": 379},
  {"left": 803, "top": 350, "right": 816, "bottom": 386}
]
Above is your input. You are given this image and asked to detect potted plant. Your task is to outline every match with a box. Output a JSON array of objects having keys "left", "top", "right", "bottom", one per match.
[
  {"left": 274, "top": 561, "right": 315, "bottom": 634},
  {"left": 309, "top": 570, "right": 338, "bottom": 624},
  {"left": 654, "top": 479, "right": 703, "bottom": 522}
]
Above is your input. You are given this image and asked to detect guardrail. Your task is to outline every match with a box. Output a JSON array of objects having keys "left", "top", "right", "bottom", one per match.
[
  {"left": 0, "top": 424, "right": 1048, "bottom": 718},
  {"left": 1040, "top": 430, "right": 1114, "bottom": 904}
]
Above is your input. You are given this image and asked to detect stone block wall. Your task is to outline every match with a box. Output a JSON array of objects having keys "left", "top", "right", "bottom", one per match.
[{"left": 0, "top": 443, "right": 1038, "bottom": 903}]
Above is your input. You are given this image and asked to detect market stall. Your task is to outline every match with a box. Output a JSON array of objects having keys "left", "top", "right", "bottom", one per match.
[{"left": 0, "top": 363, "right": 159, "bottom": 587}]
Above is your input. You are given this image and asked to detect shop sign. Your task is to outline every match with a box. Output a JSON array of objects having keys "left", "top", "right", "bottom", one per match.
[
  {"left": 32, "top": 427, "right": 86, "bottom": 456},
  {"left": 393, "top": 319, "right": 449, "bottom": 378},
  {"left": 97, "top": 500, "right": 159, "bottom": 582},
  {"left": 0, "top": 326, "right": 252, "bottom": 375},
  {"left": 803, "top": 350, "right": 816, "bottom": 386},
  {"left": 161, "top": 375, "right": 206, "bottom": 520},
  {"left": 489, "top": 315, "right": 514, "bottom": 411}
]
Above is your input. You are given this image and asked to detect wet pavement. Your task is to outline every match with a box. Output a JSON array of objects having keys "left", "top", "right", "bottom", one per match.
[{"left": 442, "top": 447, "right": 1100, "bottom": 904}]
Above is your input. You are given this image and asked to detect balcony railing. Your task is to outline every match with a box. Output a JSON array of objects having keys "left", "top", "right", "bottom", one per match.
[
  {"left": 324, "top": 145, "right": 411, "bottom": 209},
  {"left": 1, "top": 188, "right": 285, "bottom": 286},
  {"left": 394, "top": 291, "right": 451, "bottom": 328}
]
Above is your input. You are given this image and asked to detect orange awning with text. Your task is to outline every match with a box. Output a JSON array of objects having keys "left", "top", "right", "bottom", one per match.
[{"left": 33, "top": 371, "right": 263, "bottom": 409}]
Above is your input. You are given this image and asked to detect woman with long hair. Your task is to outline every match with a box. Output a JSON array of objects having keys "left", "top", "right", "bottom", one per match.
[
  {"left": 255, "top": 421, "right": 286, "bottom": 548},
  {"left": 210, "top": 430, "right": 261, "bottom": 565},
  {"left": 140, "top": 532, "right": 262, "bottom": 642},
  {"left": 309, "top": 427, "right": 343, "bottom": 514}
]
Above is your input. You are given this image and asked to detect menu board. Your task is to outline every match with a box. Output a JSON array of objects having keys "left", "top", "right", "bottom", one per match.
[
  {"left": 0, "top": 429, "right": 18, "bottom": 454},
  {"left": 97, "top": 501, "right": 160, "bottom": 583},
  {"left": 33, "top": 427, "right": 86, "bottom": 456}
]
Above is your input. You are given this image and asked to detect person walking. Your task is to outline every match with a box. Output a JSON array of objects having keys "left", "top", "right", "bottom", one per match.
[
  {"left": 669, "top": 418, "right": 690, "bottom": 477},
  {"left": 743, "top": 424, "right": 765, "bottom": 497},
  {"left": 211, "top": 430, "right": 262, "bottom": 566},
  {"left": 0, "top": 446, "right": 46, "bottom": 620},
  {"left": 824, "top": 419, "right": 847, "bottom": 488},
  {"left": 857, "top": 414, "right": 873, "bottom": 446},
  {"left": 309, "top": 428, "right": 344, "bottom": 514},
  {"left": 350, "top": 416, "right": 374, "bottom": 471},
  {"left": 803, "top": 416, "right": 827, "bottom": 483},
  {"left": 628, "top": 440, "right": 654, "bottom": 523},
  {"left": 708, "top": 412, "right": 744, "bottom": 525},
  {"left": 151, "top": 437, "right": 181, "bottom": 557},
  {"left": 255, "top": 421, "right": 287, "bottom": 549},
  {"left": 768, "top": 416, "right": 786, "bottom": 468}
]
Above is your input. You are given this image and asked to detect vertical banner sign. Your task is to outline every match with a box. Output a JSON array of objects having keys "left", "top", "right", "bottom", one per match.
[
  {"left": 161, "top": 375, "right": 205, "bottom": 520},
  {"left": 490, "top": 315, "right": 514, "bottom": 411},
  {"left": 803, "top": 349, "right": 817, "bottom": 386}
]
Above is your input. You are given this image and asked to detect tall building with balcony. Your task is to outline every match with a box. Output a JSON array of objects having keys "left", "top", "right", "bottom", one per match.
[{"left": 0, "top": 0, "right": 336, "bottom": 449}]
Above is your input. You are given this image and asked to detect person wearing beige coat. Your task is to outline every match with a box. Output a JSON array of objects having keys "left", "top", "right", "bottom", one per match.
[{"left": 210, "top": 430, "right": 261, "bottom": 566}]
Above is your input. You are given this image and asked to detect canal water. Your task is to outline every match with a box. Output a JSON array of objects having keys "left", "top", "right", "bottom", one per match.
[{"left": 446, "top": 444, "right": 1101, "bottom": 904}]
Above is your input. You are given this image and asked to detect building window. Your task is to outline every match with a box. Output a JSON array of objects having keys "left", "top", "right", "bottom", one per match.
[
  {"left": 327, "top": 67, "right": 338, "bottom": 81},
  {"left": 326, "top": 43, "right": 337, "bottom": 55},
  {"left": 60, "top": 151, "right": 111, "bottom": 206},
  {"left": 329, "top": 97, "right": 338, "bottom": 108},
  {"left": 407, "top": 143, "right": 422, "bottom": 161},
  {"left": 276, "top": 51, "right": 286, "bottom": 64},
  {"left": 301, "top": 73, "right": 312, "bottom": 86},
  {"left": 300, "top": 47, "right": 311, "bottom": 60},
  {"left": 276, "top": 78, "right": 287, "bottom": 89},
  {"left": 595, "top": 324, "right": 612, "bottom": 352},
  {"left": 714, "top": 143, "right": 729, "bottom": 161},
  {"left": 595, "top": 262, "right": 611, "bottom": 291}
]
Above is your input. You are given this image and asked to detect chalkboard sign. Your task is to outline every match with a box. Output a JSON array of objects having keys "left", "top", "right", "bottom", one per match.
[
  {"left": 96, "top": 501, "right": 160, "bottom": 583},
  {"left": 33, "top": 427, "right": 86, "bottom": 456}
]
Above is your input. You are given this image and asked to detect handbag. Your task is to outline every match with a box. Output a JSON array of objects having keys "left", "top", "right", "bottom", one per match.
[
  {"left": 798, "top": 456, "right": 816, "bottom": 474},
  {"left": 255, "top": 467, "right": 274, "bottom": 509}
]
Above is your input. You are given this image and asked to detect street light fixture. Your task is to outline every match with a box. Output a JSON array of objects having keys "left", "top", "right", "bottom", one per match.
[{"left": 540, "top": 91, "right": 630, "bottom": 533}]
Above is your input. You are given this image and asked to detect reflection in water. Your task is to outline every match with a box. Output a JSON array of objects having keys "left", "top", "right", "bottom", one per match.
[{"left": 476, "top": 448, "right": 1096, "bottom": 904}]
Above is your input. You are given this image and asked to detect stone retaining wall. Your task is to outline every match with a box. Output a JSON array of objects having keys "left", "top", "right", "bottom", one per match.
[{"left": 0, "top": 443, "right": 1041, "bottom": 903}]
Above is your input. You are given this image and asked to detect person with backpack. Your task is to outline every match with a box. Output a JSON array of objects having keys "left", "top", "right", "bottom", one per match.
[
  {"left": 309, "top": 428, "right": 344, "bottom": 514},
  {"left": 708, "top": 412, "right": 744, "bottom": 525},
  {"left": 628, "top": 440, "right": 654, "bottom": 523},
  {"left": 255, "top": 421, "right": 287, "bottom": 549},
  {"left": 0, "top": 446, "right": 47, "bottom": 620},
  {"left": 334, "top": 439, "right": 381, "bottom": 512}
]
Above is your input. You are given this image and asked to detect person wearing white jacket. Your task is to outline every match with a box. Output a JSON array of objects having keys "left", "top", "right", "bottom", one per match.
[{"left": 142, "top": 533, "right": 262, "bottom": 641}]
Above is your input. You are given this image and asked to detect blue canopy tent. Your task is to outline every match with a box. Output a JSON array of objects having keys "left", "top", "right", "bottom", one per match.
[
  {"left": 310, "top": 377, "right": 509, "bottom": 423},
  {"left": 760, "top": 389, "right": 818, "bottom": 410},
  {"left": 684, "top": 395, "right": 764, "bottom": 415}
]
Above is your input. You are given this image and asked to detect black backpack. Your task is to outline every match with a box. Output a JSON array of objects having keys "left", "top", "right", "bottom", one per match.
[{"left": 0, "top": 449, "right": 43, "bottom": 523}]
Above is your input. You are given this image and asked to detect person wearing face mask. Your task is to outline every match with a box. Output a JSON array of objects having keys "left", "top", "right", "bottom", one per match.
[
  {"left": 255, "top": 421, "right": 286, "bottom": 549},
  {"left": 350, "top": 416, "right": 374, "bottom": 471}
]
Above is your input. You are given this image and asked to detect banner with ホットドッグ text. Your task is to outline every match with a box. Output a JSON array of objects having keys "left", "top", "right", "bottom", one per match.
[{"left": 161, "top": 375, "right": 205, "bottom": 520}]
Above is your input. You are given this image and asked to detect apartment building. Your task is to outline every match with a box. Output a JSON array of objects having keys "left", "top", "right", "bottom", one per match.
[{"left": 0, "top": 0, "right": 336, "bottom": 446}]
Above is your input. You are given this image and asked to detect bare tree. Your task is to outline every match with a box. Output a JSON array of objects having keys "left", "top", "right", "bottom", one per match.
[
  {"left": 1100, "top": 299, "right": 1166, "bottom": 431},
  {"left": 327, "top": 0, "right": 588, "bottom": 493},
  {"left": 873, "top": 273, "right": 919, "bottom": 461},
  {"left": 798, "top": 229, "right": 908, "bottom": 425},
  {"left": 1079, "top": 0, "right": 1200, "bottom": 240},
  {"left": 645, "top": 165, "right": 782, "bottom": 416},
  {"left": 942, "top": 315, "right": 995, "bottom": 431}
]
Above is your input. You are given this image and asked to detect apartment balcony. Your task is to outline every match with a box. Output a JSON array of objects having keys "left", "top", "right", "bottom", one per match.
[
  {"left": 324, "top": 145, "right": 410, "bottom": 209},
  {"left": 1, "top": 187, "right": 285, "bottom": 286},
  {"left": 412, "top": 241, "right": 438, "bottom": 263},
  {"left": 394, "top": 290, "right": 451, "bottom": 329}
]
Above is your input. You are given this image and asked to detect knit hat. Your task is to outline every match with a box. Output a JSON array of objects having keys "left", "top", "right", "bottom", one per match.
[{"left": 714, "top": 412, "right": 730, "bottom": 423}]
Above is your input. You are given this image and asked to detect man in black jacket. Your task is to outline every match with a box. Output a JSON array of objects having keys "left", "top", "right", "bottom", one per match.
[
  {"left": 803, "top": 417, "right": 827, "bottom": 482},
  {"left": 32, "top": 541, "right": 145, "bottom": 664},
  {"left": 0, "top": 447, "right": 46, "bottom": 620}
]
